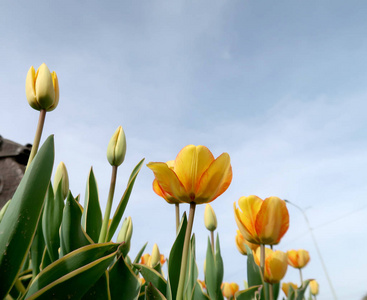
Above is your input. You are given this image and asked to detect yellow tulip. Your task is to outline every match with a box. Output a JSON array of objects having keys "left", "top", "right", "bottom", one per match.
[
  {"left": 147, "top": 145, "right": 232, "bottom": 204},
  {"left": 26, "top": 63, "right": 59, "bottom": 111},
  {"left": 235, "top": 230, "right": 259, "bottom": 255},
  {"left": 234, "top": 195, "right": 289, "bottom": 245},
  {"left": 287, "top": 249, "right": 310, "bottom": 269},
  {"left": 53, "top": 162, "right": 69, "bottom": 200},
  {"left": 204, "top": 204, "right": 217, "bottom": 231},
  {"left": 107, "top": 126, "right": 127, "bottom": 167},
  {"left": 255, "top": 247, "right": 288, "bottom": 284},
  {"left": 282, "top": 282, "right": 298, "bottom": 297},
  {"left": 309, "top": 279, "right": 319, "bottom": 295},
  {"left": 221, "top": 282, "right": 239, "bottom": 299}
]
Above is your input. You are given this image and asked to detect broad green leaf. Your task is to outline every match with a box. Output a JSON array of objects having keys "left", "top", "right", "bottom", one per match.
[
  {"left": 59, "top": 192, "right": 92, "bottom": 257},
  {"left": 295, "top": 280, "right": 311, "bottom": 300},
  {"left": 146, "top": 282, "right": 167, "bottom": 300},
  {"left": 0, "top": 199, "right": 10, "bottom": 223},
  {"left": 30, "top": 212, "right": 45, "bottom": 276},
  {"left": 82, "top": 271, "right": 111, "bottom": 300},
  {"left": 235, "top": 285, "right": 262, "bottom": 300},
  {"left": 192, "top": 282, "right": 210, "bottom": 300},
  {"left": 134, "top": 263, "right": 167, "bottom": 296},
  {"left": 167, "top": 213, "right": 187, "bottom": 300},
  {"left": 205, "top": 237, "right": 216, "bottom": 299},
  {"left": 106, "top": 158, "right": 145, "bottom": 241},
  {"left": 109, "top": 255, "right": 141, "bottom": 300},
  {"left": 81, "top": 167, "right": 102, "bottom": 242},
  {"left": 184, "top": 235, "right": 198, "bottom": 300},
  {"left": 25, "top": 242, "right": 119, "bottom": 298},
  {"left": 0, "top": 135, "right": 54, "bottom": 298},
  {"left": 245, "top": 245, "right": 262, "bottom": 288},
  {"left": 215, "top": 233, "right": 224, "bottom": 296}
]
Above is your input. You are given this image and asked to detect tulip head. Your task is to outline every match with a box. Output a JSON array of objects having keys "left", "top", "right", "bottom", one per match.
[
  {"left": 204, "top": 204, "right": 217, "bottom": 231},
  {"left": 53, "top": 162, "right": 69, "bottom": 200},
  {"left": 150, "top": 244, "right": 161, "bottom": 267},
  {"left": 107, "top": 126, "right": 127, "bottom": 167},
  {"left": 235, "top": 230, "right": 259, "bottom": 255},
  {"left": 234, "top": 195, "right": 289, "bottom": 245},
  {"left": 26, "top": 63, "right": 59, "bottom": 111},
  {"left": 309, "top": 279, "right": 319, "bottom": 295},
  {"left": 282, "top": 282, "right": 298, "bottom": 297},
  {"left": 117, "top": 217, "right": 133, "bottom": 252},
  {"left": 147, "top": 145, "right": 232, "bottom": 204},
  {"left": 221, "top": 282, "right": 239, "bottom": 299},
  {"left": 255, "top": 247, "right": 288, "bottom": 284},
  {"left": 287, "top": 249, "right": 310, "bottom": 269}
]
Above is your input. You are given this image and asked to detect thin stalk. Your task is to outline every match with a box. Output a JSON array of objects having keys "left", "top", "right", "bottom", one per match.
[
  {"left": 14, "top": 278, "right": 26, "bottom": 294},
  {"left": 210, "top": 230, "right": 215, "bottom": 253},
  {"left": 176, "top": 202, "right": 196, "bottom": 300},
  {"left": 260, "top": 244, "right": 268, "bottom": 300},
  {"left": 175, "top": 203, "right": 180, "bottom": 234},
  {"left": 27, "top": 109, "right": 46, "bottom": 169},
  {"left": 269, "top": 283, "right": 274, "bottom": 300},
  {"left": 299, "top": 268, "right": 304, "bottom": 286},
  {"left": 98, "top": 166, "right": 118, "bottom": 243}
]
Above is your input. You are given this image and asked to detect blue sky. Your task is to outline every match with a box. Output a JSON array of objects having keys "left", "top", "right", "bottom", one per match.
[{"left": 1, "top": 1, "right": 367, "bottom": 299}]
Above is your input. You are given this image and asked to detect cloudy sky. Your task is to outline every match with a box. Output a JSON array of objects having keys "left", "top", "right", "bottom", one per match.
[{"left": 1, "top": 1, "right": 367, "bottom": 299}]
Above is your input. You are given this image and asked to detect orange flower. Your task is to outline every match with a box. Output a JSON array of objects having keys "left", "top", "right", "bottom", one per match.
[
  {"left": 282, "top": 282, "right": 298, "bottom": 296},
  {"left": 140, "top": 253, "right": 166, "bottom": 267},
  {"left": 147, "top": 145, "right": 232, "bottom": 204},
  {"left": 287, "top": 249, "right": 310, "bottom": 269},
  {"left": 254, "top": 247, "right": 288, "bottom": 284},
  {"left": 221, "top": 282, "right": 239, "bottom": 299},
  {"left": 235, "top": 230, "right": 259, "bottom": 255},
  {"left": 234, "top": 195, "right": 289, "bottom": 245},
  {"left": 309, "top": 279, "right": 319, "bottom": 295}
]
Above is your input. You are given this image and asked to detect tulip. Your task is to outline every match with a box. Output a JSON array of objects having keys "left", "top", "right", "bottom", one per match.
[
  {"left": 107, "top": 126, "right": 127, "bottom": 167},
  {"left": 309, "top": 279, "right": 319, "bottom": 295},
  {"left": 197, "top": 279, "right": 206, "bottom": 291},
  {"left": 234, "top": 195, "right": 289, "bottom": 245},
  {"left": 26, "top": 63, "right": 59, "bottom": 111},
  {"left": 204, "top": 204, "right": 217, "bottom": 231},
  {"left": 282, "top": 282, "right": 298, "bottom": 297},
  {"left": 235, "top": 230, "right": 259, "bottom": 255},
  {"left": 117, "top": 217, "right": 133, "bottom": 256},
  {"left": 255, "top": 247, "right": 288, "bottom": 284},
  {"left": 53, "top": 162, "right": 69, "bottom": 200},
  {"left": 287, "top": 249, "right": 310, "bottom": 269},
  {"left": 147, "top": 145, "right": 232, "bottom": 204},
  {"left": 221, "top": 282, "right": 239, "bottom": 299}
]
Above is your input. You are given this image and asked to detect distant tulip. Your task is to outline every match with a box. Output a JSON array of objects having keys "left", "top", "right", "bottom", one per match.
[
  {"left": 287, "top": 249, "right": 310, "bottom": 269},
  {"left": 309, "top": 279, "right": 319, "bottom": 295},
  {"left": 234, "top": 195, "right": 289, "bottom": 245},
  {"left": 235, "top": 230, "right": 259, "bottom": 255},
  {"left": 26, "top": 63, "right": 59, "bottom": 111},
  {"left": 147, "top": 145, "right": 232, "bottom": 204},
  {"left": 282, "top": 282, "right": 298, "bottom": 296},
  {"left": 53, "top": 162, "right": 69, "bottom": 200},
  {"left": 107, "top": 126, "right": 126, "bottom": 167},
  {"left": 255, "top": 247, "right": 288, "bottom": 284},
  {"left": 221, "top": 282, "right": 239, "bottom": 299},
  {"left": 204, "top": 204, "right": 217, "bottom": 231}
]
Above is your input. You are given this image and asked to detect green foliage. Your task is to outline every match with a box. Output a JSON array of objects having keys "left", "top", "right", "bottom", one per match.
[
  {"left": 235, "top": 286, "right": 262, "bottom": 300},
  {"left": 205, "top": 235, "right": 224, "bottom": 300}
]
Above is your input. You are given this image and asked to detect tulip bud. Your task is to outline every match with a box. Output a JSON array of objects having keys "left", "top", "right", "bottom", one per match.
[
  {"left": 53, "top": 162, "right": 69, "bottom": 200},
  {"left": 309, "top": 279, "right": 319, "bottom": 295},
  {"left": 204, "top": 204, "right": 217, "bottom": 231},
  {"left": 26, "top": 63, "right": 59, "bottom": 111},
  {"left": 117, "top": 217, "right": 133, "bottom": 244},
  {"left": 150, "top": 244, "right": 161, "bottom": 267},
  {"left": 281, "top": 282, "right": 298, "bottom": 297},
  {"left": 107, "top": 126, "right": 126, "bottom": 167},
  {"left": 221, "top": 282, "right": 239, "bottom": 299}
]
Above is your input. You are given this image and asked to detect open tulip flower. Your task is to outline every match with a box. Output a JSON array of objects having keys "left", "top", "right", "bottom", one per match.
[
  {"left": 147, "top": 145, "right": 232, "bottom": 204},
  {"left": 255, "top": 247, "right": 288, "bottom": 284},
  {"left": 234, "top": 195, "right": 289, "bottom": 245},
  {"left": 287, "top": 249, "right": 310, "bottom": 269}
]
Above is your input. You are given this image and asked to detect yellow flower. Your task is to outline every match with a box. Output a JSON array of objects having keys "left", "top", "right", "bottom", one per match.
[
  {"left": 282, "top": 282, "right": 298, "bottom": 297},
  {"left": 287, "top": 249, "right": 310, "bottom": 269},
  {"left": 235, "top": 230, "right": 259, "bottom": 255},
  {"left": 204, "top": 204, "right": 217, "bottom": 231},
  {"left": 255, "top": 247, "right": 288, "bottom": 284},
  {"left": 309, "top": 279, "right": 319, "bottom": 295},
  {"left": 26, "top": 63, "right": 59, "bottom": 111},
  {"left": 140, "top": 252, "right": 166, "bottom": 267},
  {"left": 53, "top": 162, "right": 69, "bottom": 200},
  {"left": 152, "top": 160, "right": 180, "bottom": 204},
  {"left": 221, "top": 282, "right": 239, "bottom": 299},
  {"left": 107, "top": 126, "right": 127, "bottom": 167},
  {"left": 147, "top": 145, "right": 232, "bottom": 204},
  {"left": 234, "top": 195, "right": 289, "bottom": 245}
]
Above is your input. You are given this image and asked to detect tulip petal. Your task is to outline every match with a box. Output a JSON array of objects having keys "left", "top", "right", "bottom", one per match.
[
  {"left": 194, "top": 153, "right": 232, "bottom": 204},
  {"left": 152, "top": 179, "right": 180, "bottom": 204},
  {"left": 47, "top": 71, "right": 59, "bottom": 111},
  {"left": 255, "top": 197, "right": 289, "bottom": 245},
  {"left": 25, "top": 66, "right": 41, "bottom": 110},
  {"left": 173, "top": 145, "right": 214, "bottom": 197},
  {"left": 36, "top": 63, "right": 55, "bottom": 109},
  {"left": 265, "top": 251, "right": 288, "bottom": 284},
  {"left": 147, "top": 162, "right": 190, "bottom": 203}
]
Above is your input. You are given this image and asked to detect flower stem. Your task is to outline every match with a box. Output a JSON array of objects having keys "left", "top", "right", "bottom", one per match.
[
  {"left": 176, "top": 202, "right": 196, "bottom": 300},
  {"left": 299, "top": 268, "right": 304, "bottom": 286},
  {"left": 210, "top": 230, "right": 215, "bottom": 253},
  {"left": 27, "top": 109, "right": 46, "bottom": 169},
  {"left": 269, "top": 283, "right": 274, "bottom": 300},
  {"left": 98, "top": 165, "right": 118, "bottom": 243},
  {"left": 175, "top": 203, "right": 180, "bottom": 234},
  {"left": 260, "top": 244, "right": 268, "bottom": 300}
]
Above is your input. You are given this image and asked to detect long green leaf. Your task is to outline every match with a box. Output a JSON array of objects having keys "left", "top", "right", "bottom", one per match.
[
  {"left": 245, "top": 245, "right": 262, "bottom": 288},
  {"left": 134, "top": 263, "right": 167, "bottom": 296},
  {"left": 82, "top": 271, "right": 111, "bottom": 300},
  {"left": 215, "top": 233, "right": 224, "bottom": 298},
  {"left": 235, "top": 286, "right": 262, "bottom": 300},
  {"left": 205, "top": 237, "right": 217, "bottom": 299},
  {"left": 0, "top": 135, "right": 54, "bottom": 298},
  {"left": 146, "top": 282, "right": 167, "bottom": 300},
  {"left": 106, "top": 158, "right": 145, "bottom": 241}
]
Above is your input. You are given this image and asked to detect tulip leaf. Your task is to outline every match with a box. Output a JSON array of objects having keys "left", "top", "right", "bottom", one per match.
[
  {"left": 235, "top": 286, "right": 262, "bottom": 300},
  {"left": 81, "top": 167, "right": 102, "bottom": 243},
  {"left": 245, "top": 245, "right": 262, "bottom": 288},
  {"left": 24, "top": 242, "right": 119, "bottom": 298},
  {"left": 184, "top": 235, "right": 198, "bottom": 299},
  {"left": 205, "top": 237, "right": 222, "bottom": 300},
  {"left": 107, "top": 158, "right": 145, "bottom": 241},
  {"left": 30, "top": 211, "right": 45, "bottom": 276},
  {"left": 134, "top": 263, "right": 167, "bottom": 296},
  {"left": 295, "top": 280, "right": 311, "bottom": 300},
  {"left": 146, "top": 282, "right": 167, "bottom": 300},
  {"left": 0, "top": 199, "right": 10, "bottom": 223},
  {"left": 82, "top": 271, "right": 111, "bottom": 300},
  {"left": 215, "top": 233, "right": 224, "bottom": 290},
  {"left": 167, "top": 212, "right": 187, "bottom": 300},
  {"left": 0, "top": 135, "right": 54, "bottom": 298},
  {"left": 109, "top": 255, "right": 141, "bottom": 300},
  {"left": 192, "top": 282, "right": 210, "bottom": 300}
]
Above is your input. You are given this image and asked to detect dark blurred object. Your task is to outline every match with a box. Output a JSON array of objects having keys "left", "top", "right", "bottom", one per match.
[{"left": 0, "top": 136, "right": 31, "bottom": 209}]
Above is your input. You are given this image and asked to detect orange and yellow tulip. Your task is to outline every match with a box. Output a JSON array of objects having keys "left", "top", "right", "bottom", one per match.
[
  {"left": 255, "top": 247, "right": 288, "bottom": 284},
  {"left": 235, "top": 230, "right": 259, "bottom": 255},
  {"left": 309, "top": 279, "right": 319, "bottom": 295},
  {"left": 287, "top": 249, "right": 310, "bottom": 269},
  {"left": 282, "top": 282, "right": 298, "bottom": 296},
  {"left": 147, "top": 145, "right": 232, "bottom": 204},
  {"left": 234, "top": 195, "right": 289, "bottom": 245},
  {"left": 221, "top": 282, "right": 239, "bottom": 299}
]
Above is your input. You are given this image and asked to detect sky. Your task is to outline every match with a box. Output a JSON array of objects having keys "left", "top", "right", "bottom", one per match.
[{"left": 1, "top": 1, "right": 367, "bottom": 299}]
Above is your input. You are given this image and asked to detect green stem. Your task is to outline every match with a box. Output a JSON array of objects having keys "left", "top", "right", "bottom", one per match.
[
  {"left": 299, "top": 268, "right": 304, "bottom": 287},
  {"left": 260, "top": 244, "right": 268, "bottom": 300},
  {"left": 210, "top": 230, "right": 215, "bottom": 253},
  {"left": 98, "top": 165, "right": 118, "bottom": 243},
  {"left": 176, "top": 202, "right": 196, "bottom": 300},
  {"left": 269, "top": 283, "right": 274, "bottom": 300},
  {"left": 175, "top": 203, "right": 180, "bottom": 234},
  {"left": 27, "top": 109, "right": 46, "bottom": 169}
]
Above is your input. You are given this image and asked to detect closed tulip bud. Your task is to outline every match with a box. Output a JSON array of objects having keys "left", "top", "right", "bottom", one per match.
[
  {"left": 140, "top": 253, "right": 151, "bottom": 266},
  {"left": 150, "top": 244, "right": 161, "bottom": 267},
  {"left": 309, "top": 279, "right": 319, "bottom": 295},
  {"left": 282, "top": 282, "right": 298, "bottom": 297},
  {"left": 204, "top": 204, "right": 217, "bottom": 231},
  {"left": 107, "top": 126, "right": 127, "bottom": 167},
  {"left": 221, "top": 282, "right": 239, "bottom": 299},
  {"left": 287, "top": 249, "right": 310, "bottom": 269},
  {"left": 53, "top": 162, "right": 69, "bottom": 200},
  {"left": 235, "top": 230, "right": 259, "bottom": 255},
  {"left": 117, "top": 217, "right": 133, "bottom": 244},
  {"left": 255, "top": 247, "right": 288, "bottom": 284},
  {"left": 26, "top": 63, "right": 59, "bottom": 111}
]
